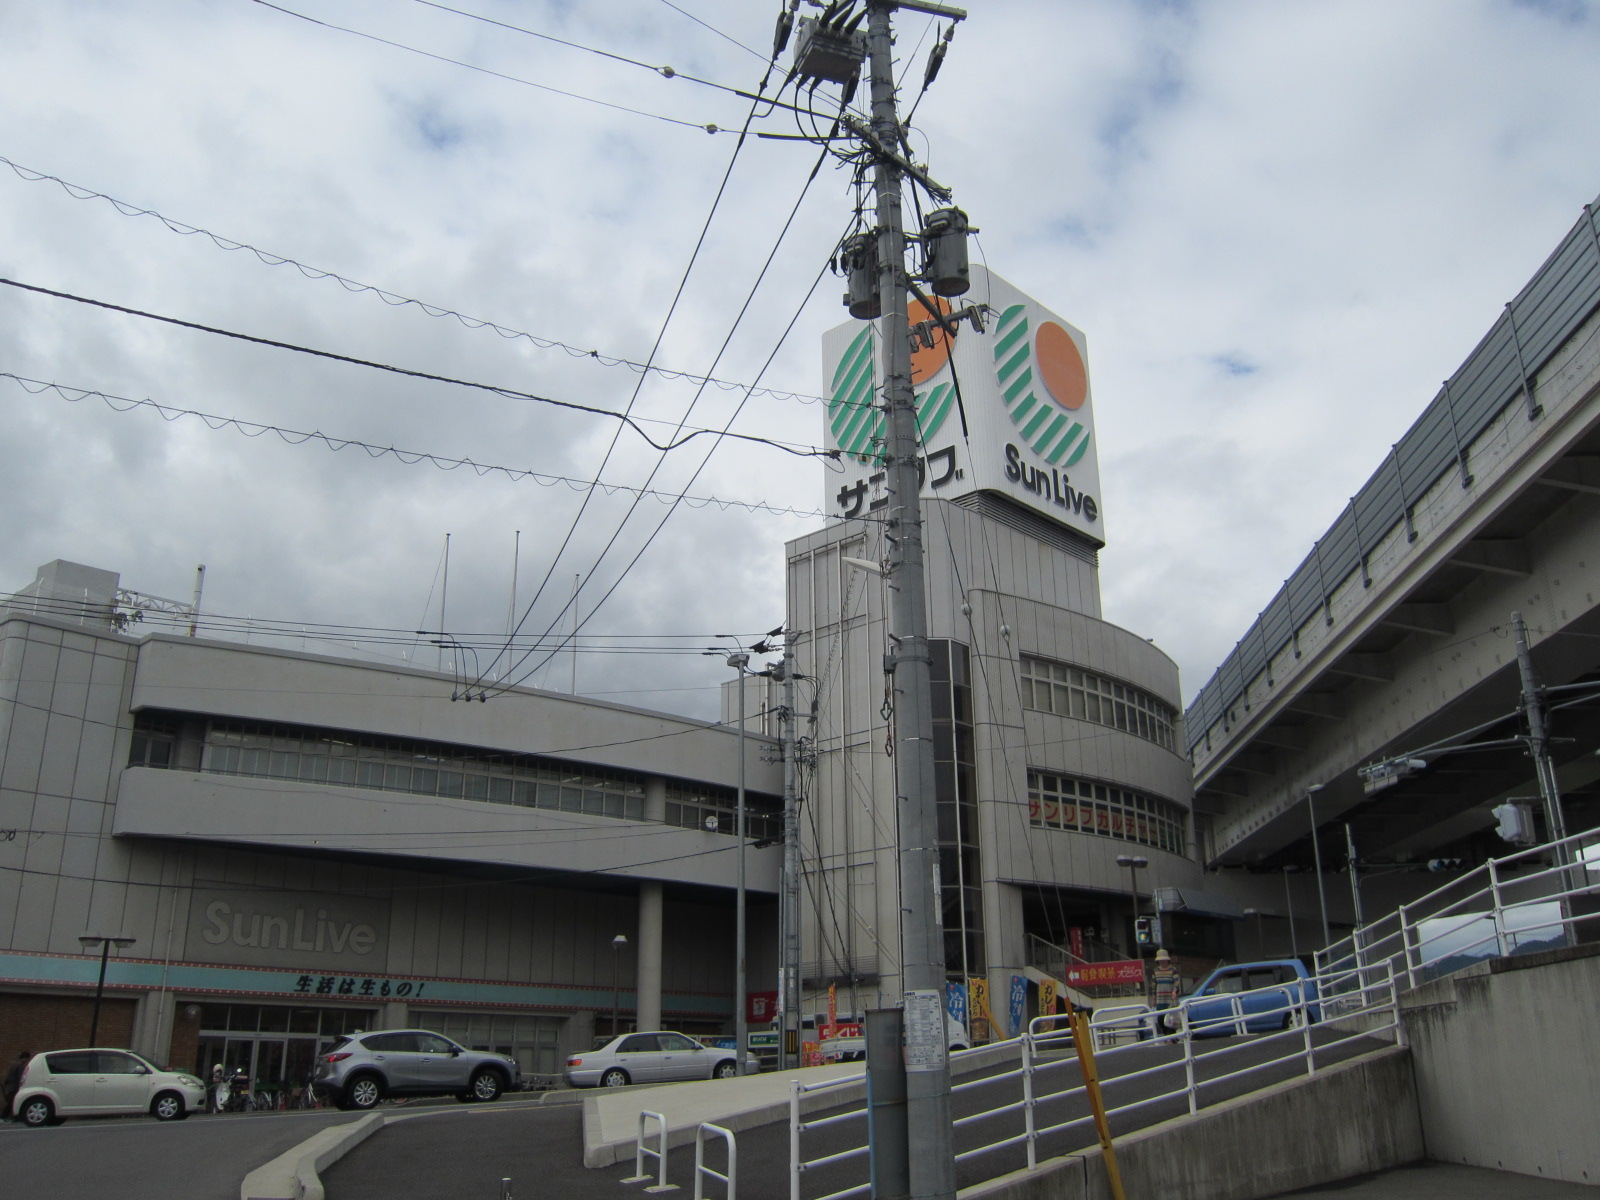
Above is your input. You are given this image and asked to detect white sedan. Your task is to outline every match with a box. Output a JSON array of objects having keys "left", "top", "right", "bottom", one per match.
[{"left": 564, "top": 1031, "right": 759, "bottom": 1088}]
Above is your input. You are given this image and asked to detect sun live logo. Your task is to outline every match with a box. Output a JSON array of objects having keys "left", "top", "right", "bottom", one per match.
[
  {"left": 187, "top": 888, "right": 389, "bottom": 969},
  {"left": 202, "top": 899, "right": 378, "bottom": 956}
]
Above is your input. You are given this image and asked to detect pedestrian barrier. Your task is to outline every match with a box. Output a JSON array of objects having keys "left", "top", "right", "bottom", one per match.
[
  {"left": 622, "top": 1109, "right": 676, "bottom": 1193},
  {"left": 1315, "top": 827, "right": 1600, "bottom": 1000},
  {"left": 788, "top": 959, "right": 1402, "bottom": 1198},
  {"left": 693, "top": 1122, "right": 736, "bottom": 1200}
]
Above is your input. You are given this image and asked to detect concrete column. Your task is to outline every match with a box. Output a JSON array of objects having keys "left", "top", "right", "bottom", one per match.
[
  {"left": 986, "top": 884, "right": 1029, "bottom": 1038},
  {"left": 381, "top": 1001, "right": 408, "bottom": 1029},
  {"left": 638, "top": 882, "right": 663, "bottom": 1031},
  {"left": 131, "top": 989, "right": 174, "bottom": 1063},
  {"left": 637, "top": 777, "right": 668, "bottom": 1030}
]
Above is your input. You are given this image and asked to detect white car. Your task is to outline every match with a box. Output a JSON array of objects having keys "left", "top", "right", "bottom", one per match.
[
  {"left": 12, "top": 1048, "right": 206, "bottom": 1127},
  {"left": 564, "top": 1032, "right": 759, "bottom": 1088}
]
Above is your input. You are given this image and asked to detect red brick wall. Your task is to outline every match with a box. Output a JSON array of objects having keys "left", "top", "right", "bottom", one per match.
[{"left": 0, "top": 992, "right": 139, "bottom": 1067}]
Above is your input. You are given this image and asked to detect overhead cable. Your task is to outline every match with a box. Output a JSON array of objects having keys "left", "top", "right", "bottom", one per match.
[
  {"left": 0, "top": 372, "right": 825, "bottom": 519},
  {"left": 0, "top": 154, "right": 825, "bottom": 405},
  {"left": 0, "top": 277, "right": 832, "bottom": 460},
  {"left": 251, "top": 0, "right": 724, "bottom": 133}
]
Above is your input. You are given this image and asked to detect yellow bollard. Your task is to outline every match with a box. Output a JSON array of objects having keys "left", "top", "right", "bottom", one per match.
[{"left": 1068, "top": 1009, "right": 1127, "bottom": 1200}]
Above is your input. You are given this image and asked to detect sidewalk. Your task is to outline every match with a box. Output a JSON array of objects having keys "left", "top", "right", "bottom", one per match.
[{"left": 1273, "top": 1160, "right": 1598, "bottom": 1197}]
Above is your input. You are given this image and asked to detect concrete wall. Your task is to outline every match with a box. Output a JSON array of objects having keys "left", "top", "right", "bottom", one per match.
[
  {"left": 965, "top": 1047, "right": 1423, "bottom": 1200},
  {"left": 786, "top": 498, "right": 1197, "bottom": 1014},
  {"left": 1402, "top": 941, "right": 1600, "bottom": 1183}
]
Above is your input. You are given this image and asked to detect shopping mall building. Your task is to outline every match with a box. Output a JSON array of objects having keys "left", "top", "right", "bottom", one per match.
[{"left": 0, "top": 560, "right": 781, "bottom": 1087}]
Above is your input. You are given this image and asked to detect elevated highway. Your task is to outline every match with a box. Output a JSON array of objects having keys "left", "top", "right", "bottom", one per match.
[{"left": 1183, "top": 195, "right": 1600, "bottom": 928}]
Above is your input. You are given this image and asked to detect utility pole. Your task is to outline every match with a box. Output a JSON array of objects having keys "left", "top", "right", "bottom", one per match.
[
  {"left": 777, "top": 643, "right": 802, "bottom": 1071},
  {"left": 1511, "top": 612, "right": 1567, "bottom": 845},
  {"left": 866, "top": 4, "right": 958, "bottom": 1197},
  {"left": 729, "top": 651, "right": 750, "bottom": 1075},
  {"left": 1511, "top": 611, "right": 1576, "bottom": 937}
]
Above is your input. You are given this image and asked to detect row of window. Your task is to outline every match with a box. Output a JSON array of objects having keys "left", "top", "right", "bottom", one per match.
[
  {"left": 130, "top": 714, "right": 775, "bottom": 837},
  {"left": 1020, "top": 656, "right": 1178, "bottom": 751},
  {"left": 1026, "top": 769, "right": 1187, "bottom": 855}
]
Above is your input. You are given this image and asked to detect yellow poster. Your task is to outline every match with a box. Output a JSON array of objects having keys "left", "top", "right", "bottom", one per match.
[
  {"left": 969, "top": 976, "right": 989, "bottom": 1020},
  {"left": 1040, "top": 978, "right": 1058, "bottom": 1015}
]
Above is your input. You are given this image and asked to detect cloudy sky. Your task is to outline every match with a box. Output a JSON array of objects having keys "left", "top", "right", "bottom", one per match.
[{"left": 3, "top": 0, "right": 1598, "bottom": 720}]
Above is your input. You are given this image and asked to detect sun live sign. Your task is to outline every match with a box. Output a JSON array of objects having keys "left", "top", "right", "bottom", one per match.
[{"left": 822, "top": 265, "right": 1104, "bottom": 546}]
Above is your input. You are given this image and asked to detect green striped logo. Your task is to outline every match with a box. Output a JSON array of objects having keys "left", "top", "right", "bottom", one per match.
[
  {"left": 828, "top": 327, "right": 956, "bottom": 460},
  {"left": 990, "top": 305, "right": 1091, "bottom": 468}
]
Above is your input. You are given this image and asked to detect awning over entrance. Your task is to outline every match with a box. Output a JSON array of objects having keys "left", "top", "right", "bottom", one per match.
[{"left": 1155, "top": 886, "right": 1245, "bottom": 921}]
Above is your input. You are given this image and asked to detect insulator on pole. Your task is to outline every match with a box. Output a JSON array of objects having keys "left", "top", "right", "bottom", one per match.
[{"left": 923, "top": 207, "right": 972, "bottom": 297}]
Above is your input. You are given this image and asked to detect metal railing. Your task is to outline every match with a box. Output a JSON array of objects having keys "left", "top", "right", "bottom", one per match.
[
  {"left": 622, "top": 1109, "right": 674, "bottom": 1193},
  {"left": 694, "top": 1122, "right": 737, "bottom": 1200},
  {"left": 1314, "top": 828, "right": 1600, "bottom": 999},
  {"left": 787, "top": 960, "right": 1402, "bottom": 1198}
]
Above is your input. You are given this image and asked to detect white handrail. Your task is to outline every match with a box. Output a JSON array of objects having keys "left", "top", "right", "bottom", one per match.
[
  {"left": 622, "top": 1109, "right": 676, "bottom": 1193},
  {"left": 788, "top": 959, "right": 1404, "bottom": 1200},
  {"left": 694, "top": 1123, "right": 736, "bottom": 1200},
  {"left": 1316, "top": 827, "right": 1600, "bottom": 987}
]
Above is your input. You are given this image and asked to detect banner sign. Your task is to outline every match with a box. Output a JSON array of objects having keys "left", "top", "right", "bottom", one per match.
[
  {"left": 821, "top": 264, "right": 1104, "bottom": 545},
  {"left": 945, "top": 980, "right": 968, "bottom": 1041},
  {"left": 1007, "top": 974, "right": 1028, "bottom": 1038},
  {"left": 1063, "top": 959, "right": 1146, "bottom": 987}
]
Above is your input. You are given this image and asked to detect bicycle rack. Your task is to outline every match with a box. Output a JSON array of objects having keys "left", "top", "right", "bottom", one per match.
[
  {"left": 622, "top": 1110, "right": 677, "bottom": 1193},
  {"left": 694, "top": 1123, "right": 736, "bottom": 1200}
]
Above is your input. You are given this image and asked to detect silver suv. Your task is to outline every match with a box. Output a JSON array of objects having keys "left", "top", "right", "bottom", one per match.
[{"left": 312, "top": 1029, "right": 520, "bottom": 1110}]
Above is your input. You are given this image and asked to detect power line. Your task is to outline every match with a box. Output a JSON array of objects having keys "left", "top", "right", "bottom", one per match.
[
  {"left": 0, "top": 372, "right": 826, "bottom": 520},
  {"left": 654, "top": 0, "right": 769, "bottom": 62},
  {"left": 0, "top": 276, "right": 832, "bottom": 460},
  {"left": 488, "top": 175, "right": 839, "bottom": 696},
  {"left": 477, "top": 47, "right": 798, "bottom": 690},
  {"left": 0, "top": 154, "right": 827, "bottom": 406},
  {"left": 251, "top": 0, "right": 725, "bottom": 133}
]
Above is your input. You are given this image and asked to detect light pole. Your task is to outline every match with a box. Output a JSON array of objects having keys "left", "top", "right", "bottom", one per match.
[
  {"left": 78, "top": 934, "right": 136, "bottom": 1045},
  {"left": 1243, "top": 908, "right": 1264, "bottom": 958},
  {"left": 726, "top": 649, "right": 750, "bottom": 1076},
  {"left": 610, "top": 934, "right": 628, "bottom": 1038},
  {"left": 1305, "top": 785, "right": 1332, "bottom": 950},
  {"left": 1114, "top": 854, "right": 1148, "bottom": 954},
  {"left": 1343, "top": 823, "right": 1366, "bottom": 929},
  {"left": 1281, "top": 867, "right": 1300, "bottom": 959}
]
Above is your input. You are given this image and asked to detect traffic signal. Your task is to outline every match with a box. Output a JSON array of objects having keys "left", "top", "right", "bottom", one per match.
[
  {"left": 1134, "top": 916, "right": 1153, "bottom": 945},
  {"left": 1492, "top": 801, "right": 1537, "bottom": 847}
]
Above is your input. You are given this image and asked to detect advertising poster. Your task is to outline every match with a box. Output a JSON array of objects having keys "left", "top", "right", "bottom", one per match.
[
  {"left": 821, "top": 265, "right": 1104, "bottom": 546},
  {"left": 1007, "top": 974, "right": 1028, "bottom": 1038}
]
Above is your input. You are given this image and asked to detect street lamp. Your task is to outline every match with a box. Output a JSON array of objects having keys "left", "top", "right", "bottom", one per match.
[
  {"left": 1114, "top": 854, "right": 1148, "bottom": 954},
  {"left": 78, "top": 934, "right": 136, "bottom": 1045},
  {"left": 1281, "top": 867, "right": 1300, "bottom": 959},
  {"left": 610, "top": 934, "right": 628, "bottom": 1038},
  {"left": 1305, "top": 785, "right": 1332, "bottom": 950},
  {"left": 725, "top": 647, "right": 750, "bottom": 1077}
]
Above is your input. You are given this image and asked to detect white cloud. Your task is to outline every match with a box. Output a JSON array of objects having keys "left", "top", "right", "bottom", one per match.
[{"left": 2, "top": 0, "right": 1597, "bottom": 719}]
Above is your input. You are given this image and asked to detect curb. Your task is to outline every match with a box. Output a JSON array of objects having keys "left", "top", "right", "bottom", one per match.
[{"left": 241, "top": 1111, "right": 386, "bottom": 1200}]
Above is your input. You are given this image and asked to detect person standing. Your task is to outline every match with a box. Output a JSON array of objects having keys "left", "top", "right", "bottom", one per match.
[
  {"left": 1152, "top": 949, "right": 1182, "bottom": 1034},
  {"left": 3, "top": 1050, "right": 32, "bottom": 1120}
]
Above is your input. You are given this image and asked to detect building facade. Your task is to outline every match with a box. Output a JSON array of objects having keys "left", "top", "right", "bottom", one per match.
[
  {"left": 0, "top": 560, "right": 781, "bottom": 1086},
  {"left": 787, "top": 268, "right": 1215, "bottom": 1036}
]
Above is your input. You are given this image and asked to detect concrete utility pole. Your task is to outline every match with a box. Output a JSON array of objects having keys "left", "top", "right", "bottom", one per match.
[
  {"left": 778, "top": 644, "right": 802, "bottom": 1071},
  {"left": 865, "top": 4, "right": 958, "bottom": 1197},
  {"left": 729, "top": 651, "right": 750, "bottom": 1075},
  {"left": 1511, "top": 612, "right": 1567, "bottom": 845}
]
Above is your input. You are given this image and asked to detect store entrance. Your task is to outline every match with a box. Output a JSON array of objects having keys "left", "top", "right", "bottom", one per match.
[{"left": 194, "top": 1001, "right": 373, "bottom": 1107}]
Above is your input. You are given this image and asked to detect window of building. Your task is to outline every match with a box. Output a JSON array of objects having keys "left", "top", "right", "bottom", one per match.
[
  {"left": 1019, "top": 655, "right": 1177, "bottom": 751},
  {"left": 128, "top": 712, "right": 778, "bottom": 838},
  {"left": 1026, "top": 769, "right": 1187, "bottom": 856}
]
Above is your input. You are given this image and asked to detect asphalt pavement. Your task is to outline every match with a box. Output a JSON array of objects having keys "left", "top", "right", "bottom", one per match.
[
  {"left": 322, "top": 1029, "right": 1397, "bottom": 1200},
  {"left": 1271, "top": 1160, "right": 1599, "bottom": 1197},
  {"left": 0, "top": 1105, "right": 369, "bottom": 1200}
]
